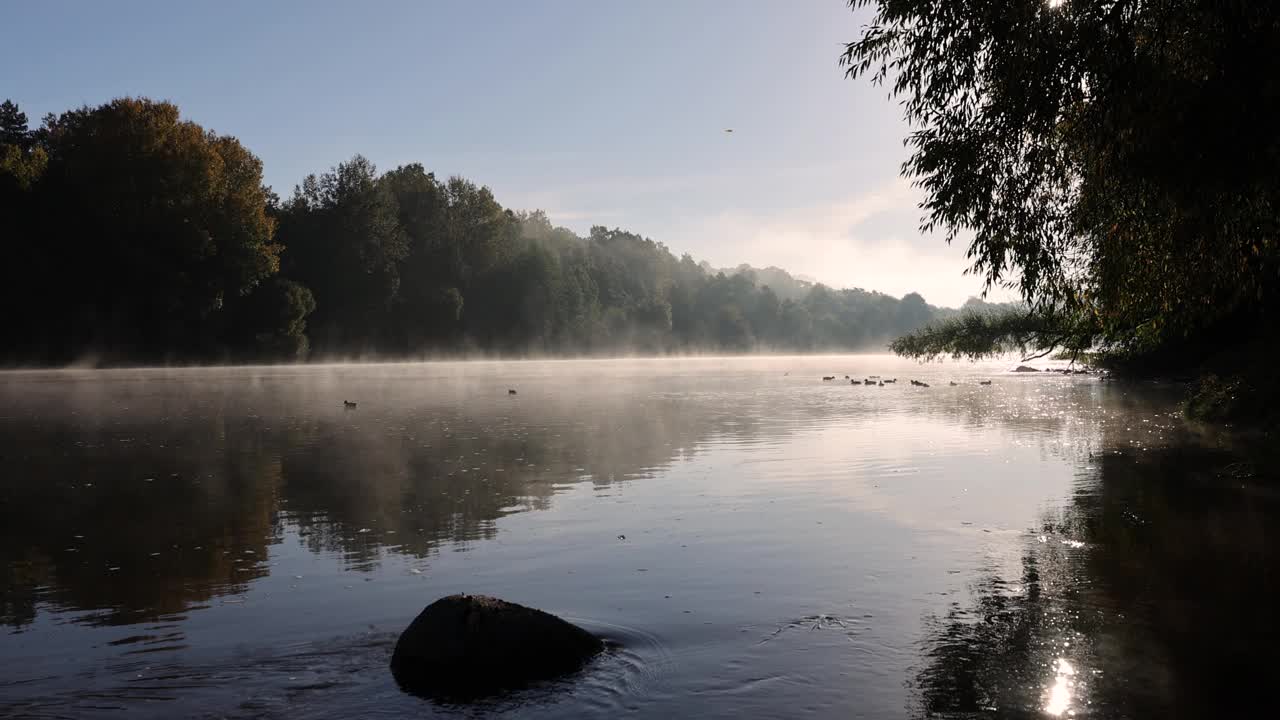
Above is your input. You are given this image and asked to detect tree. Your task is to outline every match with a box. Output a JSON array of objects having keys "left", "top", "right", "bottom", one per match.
[
  {"left": 442, "top": 176, "right": 517, "bottom": 288},
  {"left": 226, "top": 277, "right": 316, "bottom": 360},
  {"left": 890, "top": 306, "right": 1095, "bottom": 362},
  {"left": 715, "top": 304, "right": 754, "bottom": 350},
  {"left": 896, "top": 292, "right": 931, "bottom": 333},
  {"left": 278, "top": 155, "right": 407, "bottom": 351},
  {"left": 0, "top": 101, "right": 46, "bottom": 355},
  {"left": 0, "top": 100, "right": 45, "bottom": 193},
  {"left": 380, "top": 163, "right": 455, "bottom": 348},
  {"left": 0, "top": 100, "right": 28, "bottom": 146},
  {"left": 843, "top": 0, "right": 1280, "bottom": 364},
  {"left": 25, "top": 98, "right": 283, "bottom": 360},
  {"left": 751, "top": 285, "right": 782, "bottom": 344}
]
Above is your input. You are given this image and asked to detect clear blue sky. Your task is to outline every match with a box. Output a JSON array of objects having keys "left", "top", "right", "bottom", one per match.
[{"left": 3, "top": 0, "right": 1002, "bottom": 306}]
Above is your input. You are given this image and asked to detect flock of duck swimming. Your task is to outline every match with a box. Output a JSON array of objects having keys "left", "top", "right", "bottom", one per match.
[
  {"left": 345, "top": 388, "right": 518, "bottom": 408},
  {"left": 346, "top": 374, "right": 1011, "bottom": 408},
  {"left": 342, "top": 372, "right": 1014, "bottom": 410},
  {"left": 821, "top": 374, "right": 993, "bottom": 388}
]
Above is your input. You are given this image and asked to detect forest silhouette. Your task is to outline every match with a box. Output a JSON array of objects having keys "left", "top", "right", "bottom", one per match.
[{"left": 0, "top": 98, "right": 982, "bottom": 366}]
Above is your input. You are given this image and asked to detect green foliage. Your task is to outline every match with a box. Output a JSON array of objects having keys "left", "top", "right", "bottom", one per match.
[
  {"left": 277, "top": 155, "right": 407, "bottom": 350},
  {"left": 228, "top": 278, "right": 316, "bottom": 360},
  {"left": 0, "top": 143, "right": 46, "bottom": 191},
  {"left": 890, "top": 306, "right": 1097, "bottom": 362},
  {"left": 1, "top": 98, "right": 290, "bottom": 363},
  {"left": 1184, "top": 375, "right": 1244, "bottom": 424},
  {"left": 0, "top": 100, "right": 44, "bottom": 192},
  {"left": 0, "top": 100, "right": 28, "bottom": 146},
  {"left": 1183, "top": 371, "right": 1279, "bottom": 429},
  {"left": 845, "top": 0, "right": 1280, "bottom": 373}
]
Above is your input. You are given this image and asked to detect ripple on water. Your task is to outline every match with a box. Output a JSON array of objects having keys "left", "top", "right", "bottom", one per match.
[{"left": 1, "top": 619, "right": 675, "bottom": 720}]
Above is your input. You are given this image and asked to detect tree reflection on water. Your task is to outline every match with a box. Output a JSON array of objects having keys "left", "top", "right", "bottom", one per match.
[
  {"left": 910, "top": 438, "right": 1280, "bottom": 718},
  {"left": 0, "top": 378, "right": 752, "bottom": 628}
]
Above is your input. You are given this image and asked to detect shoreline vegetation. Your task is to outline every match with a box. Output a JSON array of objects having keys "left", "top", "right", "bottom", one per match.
[
  {"left": 1, "top": 98, "right": 1009, "bottom": 371},
  {"left": 0, "top": 349, "right": 1083, "bottom": 374},
  {"left": 842, "top": 0, "right": 1278, "bottom": 429}
]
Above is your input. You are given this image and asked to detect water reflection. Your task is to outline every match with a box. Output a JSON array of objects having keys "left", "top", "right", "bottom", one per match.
[
  {"left": 1044, "top": 658, "right": 1074, "bottom": 717},
  {"left": 0, "top": 373, "right": 762, "bottom": 629},
  {"left": 909, "top": 434, "right": 1280, "bottom": 717},
  {"left": 0, "top": 414, "right": 278, "bottom": 629},
  {"left": 2, "top": 360, "right": 1272, "bottom": 719}
]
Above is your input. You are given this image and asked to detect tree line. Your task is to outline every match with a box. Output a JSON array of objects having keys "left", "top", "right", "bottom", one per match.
[{"left": 0, "top": 97, "right": 976, "bottom": 365}]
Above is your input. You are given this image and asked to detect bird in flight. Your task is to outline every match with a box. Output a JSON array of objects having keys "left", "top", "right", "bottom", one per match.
[{"left": 724, "top": 128, "right": 734, "bottom": 133}]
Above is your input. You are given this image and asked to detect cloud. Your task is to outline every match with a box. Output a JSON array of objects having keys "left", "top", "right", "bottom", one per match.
[
  {"left": 665, "top": 179, "right": 1004, "bottom": 307},
  {"left": 497, "top": 172, "right": 1013, "bottom": 308},
  {"left": 495, "top": 161, "right": 858, "bottom": 232},
  {"left": 496, "top": 169, "right": 737, "bottom": 221}
]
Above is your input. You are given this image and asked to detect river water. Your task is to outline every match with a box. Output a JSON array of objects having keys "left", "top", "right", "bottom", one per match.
[{"left": 1, "top": 356, "right": 1275, "bottom": 719}]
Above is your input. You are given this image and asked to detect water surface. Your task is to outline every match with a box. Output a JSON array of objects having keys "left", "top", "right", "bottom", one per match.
[{"left": 1, "top": 356, "right": 1275, "bottom": 718}]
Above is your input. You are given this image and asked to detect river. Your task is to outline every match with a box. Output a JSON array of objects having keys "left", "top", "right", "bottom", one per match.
[{"left": 1, "top": 356, "right": 1275, "bottom": 718}]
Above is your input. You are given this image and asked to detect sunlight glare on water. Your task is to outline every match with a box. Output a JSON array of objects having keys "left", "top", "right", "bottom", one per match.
[{"left": 1045, "top": 658, "right": 1075, "bottom": 716}]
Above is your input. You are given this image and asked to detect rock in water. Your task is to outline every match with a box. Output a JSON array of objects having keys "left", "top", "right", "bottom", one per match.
[
  {"left": 1013, "top": 365, "right": 1041, "bottom": 372},
  {"left": 391, "top": 594, "right": 604, "bottom": 698}
]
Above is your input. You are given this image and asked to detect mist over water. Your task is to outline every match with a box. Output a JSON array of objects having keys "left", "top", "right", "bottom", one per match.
[{"left": 1, "top": 356, "right": 1275, "bottom": 718}]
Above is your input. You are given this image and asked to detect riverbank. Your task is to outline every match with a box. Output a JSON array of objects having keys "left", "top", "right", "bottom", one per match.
[{"left": 1103, "top": 335, "right": 1280, "bottom": 432}]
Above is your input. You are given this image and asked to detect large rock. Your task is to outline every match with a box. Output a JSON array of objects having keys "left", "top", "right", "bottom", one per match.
[
  {"left": 1013, "top": 365, "right": 1041, "bottom": 372},
  {"left": 390, "top": 594, "right": 604, "bottom": 698}
]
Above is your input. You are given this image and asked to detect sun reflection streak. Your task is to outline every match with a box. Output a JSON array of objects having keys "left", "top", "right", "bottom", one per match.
[{"left": 1045, "top": 658, "right": 1076, "bottom": 716}]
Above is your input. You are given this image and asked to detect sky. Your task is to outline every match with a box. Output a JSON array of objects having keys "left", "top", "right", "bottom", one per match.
[{"left": 2, "top": 0, "right": 1007, "bottom": 308}]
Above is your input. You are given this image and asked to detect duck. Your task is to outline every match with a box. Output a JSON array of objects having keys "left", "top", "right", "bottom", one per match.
[
  {"left": 949, "top": 381, "right": 958, "bottom": 386},
  {"left": 343, "top": 400, "right": 357, "bottom": 408},
  {"left": 919, "top": 382, "right": 931, "bottom": 388},
  {"left": 822, "top": 376, "right": 835, "bottom": 381},
  {"left": 864, "top": 379, "right": 875, "bottom": 385},
  {"left": 508, "top": 389, "right": 518, "bottom": 395},
  {"left": 979, "top": 380, "right": 993, "bottom": 386},
  {"left": 882, "top": 378, "right": 897, "bottom": 384},
  {"left": 878, "top": 381, "right": 884, "bottom": 386}
]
